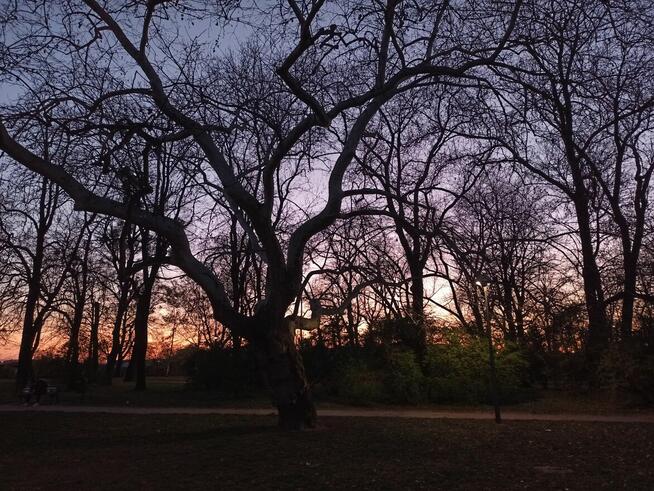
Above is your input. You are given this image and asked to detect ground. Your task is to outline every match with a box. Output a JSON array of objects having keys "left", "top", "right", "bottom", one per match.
[
  {"left": 1, "top": 412, "right": 653, "bottom": 490},
  {"left": 1, "top": 377, "right": 653, "bottom": 489}
]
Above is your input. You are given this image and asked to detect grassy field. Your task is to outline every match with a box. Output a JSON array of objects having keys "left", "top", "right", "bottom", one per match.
[
  {"left": 0, "top": 412, "right": 653, "bottom": 490},
  {"left": 2, "top": 376, "right": 653, "bottom": 416},
  {"left": 0, "top": 377, "right": 271, "bottom": 408}
]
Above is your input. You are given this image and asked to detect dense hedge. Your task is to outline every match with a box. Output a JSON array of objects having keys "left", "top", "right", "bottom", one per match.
[
  {"left": 300, "top": 337, "right": 534, "bottom": 405},
  {"left": 183, "top": 336, "right": 534, "bottom": 405}
]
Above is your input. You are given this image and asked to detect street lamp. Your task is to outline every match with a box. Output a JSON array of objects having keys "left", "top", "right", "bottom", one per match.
[{"left": 476, "top": 275, "right": 502, "bottom": 424}]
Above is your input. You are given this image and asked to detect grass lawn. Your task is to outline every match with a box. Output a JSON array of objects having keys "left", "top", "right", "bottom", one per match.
[
  {"left": 2, "top": 377, "right": 653, "bottom": 417},
  {"left": 0, "top": 377, "right": 271, "bottom": 408},
  {"left": 0, "top": 413, "right": 653, "bottom": 490}
]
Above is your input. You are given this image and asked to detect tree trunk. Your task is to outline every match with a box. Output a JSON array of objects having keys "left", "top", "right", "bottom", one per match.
[
  {"left": 15, "top": 178, "right": 49, "bottom": 391},
  {"left": 16, "top": 320, "right": 36, "bottom": 391},
  {"left": 620, "top": 253, "right": 638, "bottom": 342},
  {"left": 105, "top": 221, "right": 134, "bottom": 383},
  {"left": 573, "top": 197, "right": 610, "bottom": 357},
  {"left": 105, "top": 290, "right": 129, "bottom": 384},
  {"left": 345, "top": 303, "right": 358, "bottom": 347},
  {"left": 66, "top": 298, "right": 84, "bottom": 389},
  {"left": 232, "top": 334, "right": 242, "bottom": 352},
  {"left": 16, "top": 274, "right": 40, "bottom": 391},
  {"left": 88, "top": 301, "right": 100, "bottom": 381},
  {"left": 255, "top": 319, "right": 316, "bottom": 430},
  {"left": 408, "top": 259, "right": 426, "bottom": 356},
  {"left": 133, "top": 279, "right": 154, "bottom": 391},
  {"left": 501, "top": 278, "right": 517, "bottom": 343},
  {"left": 123, "top": 357, "right": 135, "bottom": 382},
  {"left": 115, "top": 348, "right": 125, "bottom": 378}
]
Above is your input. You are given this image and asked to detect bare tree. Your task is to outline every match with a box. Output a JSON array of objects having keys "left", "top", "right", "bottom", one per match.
[
  {"left": 0, "top": 0, "right": 522, "bottom": 427},
  {"left": 100, "top": 220, "right": 139, "bottom": 383},
  {"left": 58, "top": 213, "right": 97, "bottom": 388},
  {"left": 0, "top": 162, "right": 90, "bottom": 389},
  {"left": 475, "top": 0, "right": 654, "bottom": 356},
  {"left": 347, "top": 88, "right": 484, "bottom": 354}
]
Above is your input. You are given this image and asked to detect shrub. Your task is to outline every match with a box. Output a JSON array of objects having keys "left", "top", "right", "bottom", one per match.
[
  {"left": 335, "top": 358, "right": 385, "bottom": 405},
  {"left": 0, "top": 362, "right": 16, "bottom": 379},
  {"left": 384, "top": 350, "right": 425, "bottom": 404},
  {"left": 33, "top": 352, "right": 68, "bottom": 380},
  {"left": 423, "top": 337, "right": 530, "bottom": 404},
  {"left": 300, "top": 341, "right": 336, "bottom": 384},
  {"left": 424, "top": 339, "right": 483, "bottom": 403},
  {"left": 598, "top": 347, "right": 654, "bottom": 405},
  {"left": 496, "top": 343, "right": 531, "bottom": 401}
]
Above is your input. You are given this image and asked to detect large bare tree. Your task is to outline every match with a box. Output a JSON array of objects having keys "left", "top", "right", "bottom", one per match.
[{"left": 0, "top": 0, "right": 521, "bottom": 428}]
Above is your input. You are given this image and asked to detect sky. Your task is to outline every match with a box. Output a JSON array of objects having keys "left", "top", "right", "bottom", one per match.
[
  {"left": 0, "top": 4, "right": 252, "bottom": 361},
  {"left": 0, "top": 1, "right": 508, "bottom": 361},
  {"left": 0, "top": 342, "right": 18, "bottom": 361}
]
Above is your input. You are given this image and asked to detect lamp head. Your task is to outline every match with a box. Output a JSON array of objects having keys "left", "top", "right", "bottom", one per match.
[{"left": 475, "top": 275, "right": 491, "bottom": 288}]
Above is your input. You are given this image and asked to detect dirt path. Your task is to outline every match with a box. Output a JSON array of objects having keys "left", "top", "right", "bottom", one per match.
[{"left": 2, "top": 403, "right": 654, "bottom": 423}]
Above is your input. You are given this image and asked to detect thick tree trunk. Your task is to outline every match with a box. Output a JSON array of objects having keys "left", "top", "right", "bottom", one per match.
[
  {"left": 68, "top": 232, "right": 91, "bottom": 389},
  {"left": 131, "top": 228, "right": 160, "bottom": 390},
  {"left": 16, "top": 277, "right": 40, "bottom": 391},
  {"left": 573, "top": 197, "right": 610, "bottom": 356},
  {"left": 255, "top": 319, "right": 316, "bottom": 430},
  {"left": 106, "top": 221, "right": 134, "bottom": 383},
  {"left": 16, "top": 320, "right": 35, "bottom": 391}
]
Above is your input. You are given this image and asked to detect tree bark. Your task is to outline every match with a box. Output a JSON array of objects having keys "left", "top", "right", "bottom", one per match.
[
  {"left": 123, "top": 357, "right": 135, "bottom": 382},
  {"left": 16, "top": 278, "right": 40, "bottom": 390},
  {"left": 620, "top": 252, "right": 638, "bottom": 341},
  {"left": 87, "top": 301, "right": 100, "bottom": 381},
  {"left": 408, "top": 259, "right": 427, "bottom": 356},
  {"left": 15, "top": 181, "right": 48, "bottom": 391},
  {"left": 66, "top": 297, "right": 85, "bottom": 389},
  {"left": 574, "top": 196, "right": 610, "bottom": 356},
  {"left": 133, "top": 278, "right": 155, "bottom": 391},
  {"left": 105, "top": 292, "right": 129, "bottom": 383},
  {"left": 254, "top": 319, "right": 316, "bottom": 430}
]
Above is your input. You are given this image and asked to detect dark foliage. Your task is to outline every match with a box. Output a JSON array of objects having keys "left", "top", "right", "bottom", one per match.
[{"left": 185, "top": 346, "right": 261, "bottom": 396}]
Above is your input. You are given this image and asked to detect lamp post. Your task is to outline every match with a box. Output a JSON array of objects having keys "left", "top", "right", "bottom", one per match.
[{"left": 475, "top": 276, "right": 501, "bottom": 424}]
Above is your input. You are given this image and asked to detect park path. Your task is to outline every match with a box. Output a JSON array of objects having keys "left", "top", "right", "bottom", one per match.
[{"left": 1, "top": 403, "right": 654, "bottom": 423}]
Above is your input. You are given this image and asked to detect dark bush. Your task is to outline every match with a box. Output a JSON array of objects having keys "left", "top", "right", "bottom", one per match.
[
  {"left": 186, "top": 347, "right": 260, "bottom": 395},
  {"left": 301, "top": 333, "right": 533, "bottom": 406},
  {"left": 33, "top": 352, "right": 67, "bottom": 380},
  {"left": 334, "top": 357, "right": 386, "bottom": 405},
  {"left": 423, "top": 337, "right": 530, "bottom": 404},
  {"left": 598, "top": 346, "right": 654, "bottom": 405},
  {"left": 184, "top": 327, "right": 534, "bottom": 406},
  {"left": 0, "top": 362, "right": 16, "bottom": 379},
  {"left": 384, "top": 349, "right": 425, "bottom": 404}
]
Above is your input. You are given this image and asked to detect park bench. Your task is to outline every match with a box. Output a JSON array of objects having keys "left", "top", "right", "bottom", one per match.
[
  {"left": 20, "top": 380, "right": 59, "bottom": 405},
  {"left": 46, "top": 385, "right": 59, "bottom": 404}
]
